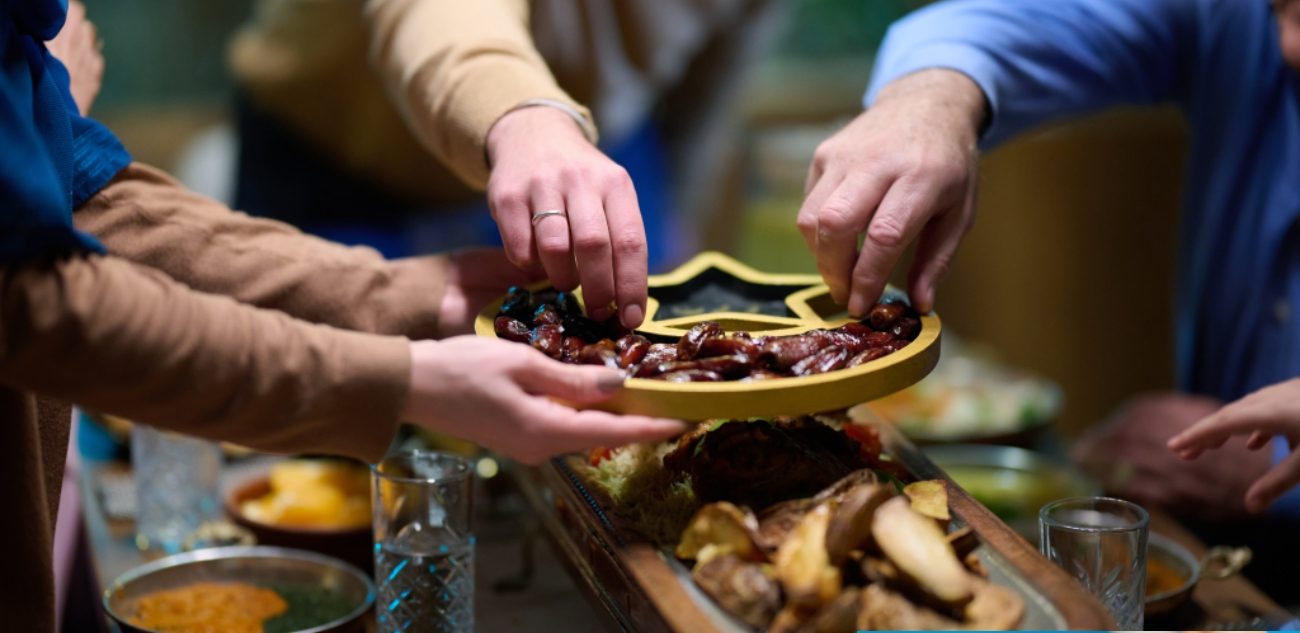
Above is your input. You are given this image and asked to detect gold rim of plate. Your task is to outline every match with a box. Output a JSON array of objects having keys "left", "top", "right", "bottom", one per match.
[{"left": 474, "top": 251, "right": 941, "bottom": 420}]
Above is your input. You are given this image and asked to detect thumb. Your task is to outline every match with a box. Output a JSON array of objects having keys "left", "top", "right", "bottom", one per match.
[{"left": 515, "top": 357, "right": 627, "bottom": 405}]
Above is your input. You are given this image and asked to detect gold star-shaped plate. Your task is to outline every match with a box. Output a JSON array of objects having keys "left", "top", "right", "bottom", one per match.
[{"left": 475, "top": 251, "right": 941, "bottom": 420}]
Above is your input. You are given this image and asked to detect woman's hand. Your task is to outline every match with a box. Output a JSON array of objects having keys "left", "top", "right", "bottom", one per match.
[
  {"left": 46, "top": 1, "right": 102, "bottom": 115},
  {"left": 485, "top": 106, "right": 648, "bottom": 329},
  {"left": 402, "top": 337, "right": 685, "bottom": 464},
  {"left": 1168, "top": 378, "right": 1300, "bottom": 513}
]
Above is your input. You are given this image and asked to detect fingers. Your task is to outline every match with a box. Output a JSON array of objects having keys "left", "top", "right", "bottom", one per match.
[
  {"left": 543, "top": 406, "right": 687, "bottom": 454},
  {"left": 602, "top": 171, "right": 648, "bottom": 328},
  {"left": 905, "top": 204, "right": 966, "bottom": 314},
  {"left": 1168, "top": 404, "right": 1292, "bottom": 454},
  {"left": 797, "top": 166, "right": 835, "bottom": 255},
  {"left": 488, "top": 182, "right": 540, "bottom": 273},
  {"left": 1244, "top": 449, "right": 1300, "bottom": 513},
  {"left": 513, "top": 355, "right": 628, "bottom": 405},
  {"left": 1246, "top": 429, "right": 1272, "bottom": 451},
  {"left": 807, "top": 173, "right": 892, "bottom": 306},
  {"left": 530, "top": 190, "right": 580, "bottom": 292},
  {"left": 846, "top": 177, "right": 942, "bottom": 317},
  {"left": 566, "top": 185, "right": 616, "bottom": 323}
]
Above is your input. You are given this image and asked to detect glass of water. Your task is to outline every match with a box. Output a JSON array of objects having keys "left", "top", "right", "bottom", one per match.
[
  {"left": 372, "top": 451, "right": 475, "bottom": 633},
  {"left": 131, "top": 425, "right": 222, "bottom": 554},
  {"left": 1039, "top": 496, "right": 1149, "bottom": 630}
]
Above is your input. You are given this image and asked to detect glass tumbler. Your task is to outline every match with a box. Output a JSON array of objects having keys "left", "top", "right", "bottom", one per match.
[
  {"left": 372, "top": 451, "right": 475, "bottom": 633},
  {"left": 1039, "top": 496, "right": 1149, "bottom": 630},
  {"left": 131, "top": 425, "right": 222, "bottom": 554}
]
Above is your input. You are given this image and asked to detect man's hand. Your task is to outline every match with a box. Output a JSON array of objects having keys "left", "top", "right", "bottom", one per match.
[
  {"left": 798, "top": 69, "right": 985, "bottom": 316},
  {"left": 1168, "top": 378, "right": 1300, "bottom": 513},
  {"left": 402, "top": 337, "right": 685, "bottom": 464},
  {"left": 1073, "top": 392, "right": 1270, "bottom": 521},
  {"left": 432, "top": 248, "right": 544, "bottom": 336},
  {"left": 46, "top": 1, "right": 102, "bottom": 116},
  {"left": 485, "top": 106, "right": 648, "bottom": 329}
]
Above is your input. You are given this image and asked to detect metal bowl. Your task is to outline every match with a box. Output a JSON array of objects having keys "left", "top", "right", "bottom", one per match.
[
  {"left": 1145, "top": 533, "right": 1251, "bottom": 617},
  {"left": 104, "top": 545, "right": 374, "bottom": 633},
  {"left": 923, "top": 444, "right": 1100, "bottom": 541}
]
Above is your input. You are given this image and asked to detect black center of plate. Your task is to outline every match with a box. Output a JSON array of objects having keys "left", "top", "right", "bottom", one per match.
[{"left": 648, "top": 266, "right": 813, "bottom": 319}]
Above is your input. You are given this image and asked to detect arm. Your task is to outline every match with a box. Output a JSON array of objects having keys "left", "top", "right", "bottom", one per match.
[
  {"left": 866, "top": 0, "right": 1194, "bottom": 147},
  {"left": 0, "top": 254, "right": 684, "bottom": 464},
  {"left": 0, "top": 255, "right": 409, "bottom": 462},
  {"left": 363, "top": 0, "right": 648, "bottom": 328},
  {"left": 75, "top": 163, "right": 451, "bottom": 339},
  {"left": 801, "top": 0, "right": 1195, "bottom": 316}
]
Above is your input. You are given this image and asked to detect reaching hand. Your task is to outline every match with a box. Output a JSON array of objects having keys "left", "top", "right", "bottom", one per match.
[
  {"left": 798, "top": 69, "right": 985, "bottom": 316},
  {"left": 401, "top": 337, "right": 685, "bottom": 464},
  {"left": 46, "top": 1, "right": 102, "bottom": 116},
  {"left": 485, "top": 106, "right": 648, "bottom": 329},
  {"left": 1072, "top": 392, "right": 1269, "bottom": 521},
  {"left": 1168, "top": 378, "right": 1300, "bottom": 513},
  {"left": 432, "top": 248, "right": 544, "bottom": 337}
]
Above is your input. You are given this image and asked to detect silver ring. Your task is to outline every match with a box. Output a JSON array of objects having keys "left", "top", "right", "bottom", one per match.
[{"left": 530, "top": 209, "right": 567, "bottom": 227}]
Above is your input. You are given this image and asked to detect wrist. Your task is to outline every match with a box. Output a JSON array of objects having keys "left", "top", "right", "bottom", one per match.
[
  {"left": 486, "top": 102, "right": 595, "bottom": 165},
  {"left": 876, "top": 68, "right": 988, "bottom": 144}
]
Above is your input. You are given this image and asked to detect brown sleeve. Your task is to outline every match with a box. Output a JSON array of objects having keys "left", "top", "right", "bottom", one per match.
[
  {"left": 74, "top": 163, "right": 448, "bottom": 341},
  {"left": 363, "top": 0, "right": 595, "bottom": 189},
  {"left": 0, "top": 254, "right": 408, "bottom": 463}
]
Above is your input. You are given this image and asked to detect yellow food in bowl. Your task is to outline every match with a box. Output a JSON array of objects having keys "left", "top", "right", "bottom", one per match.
[
  {"left": 240, "top": 460, "right": 370, "bottom": 530},
  {"left": 129, "top": 581, "right": 287, "bottom": 633}
]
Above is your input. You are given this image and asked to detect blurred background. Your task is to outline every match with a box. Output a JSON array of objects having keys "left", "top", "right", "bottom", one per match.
[{"left": 89, "top": 0, "right": 1184, "bottom": 440}]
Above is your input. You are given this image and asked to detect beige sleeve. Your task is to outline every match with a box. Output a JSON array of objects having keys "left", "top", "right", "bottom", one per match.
[
  {"left": 0, "top": 255, "right": 408, "bottom": 463},
  {"left": 75, "top": 163, "right": 448, "bottom": 341},
  {"left": 364, "top": 0, "right": 595, "bottom": 189}
]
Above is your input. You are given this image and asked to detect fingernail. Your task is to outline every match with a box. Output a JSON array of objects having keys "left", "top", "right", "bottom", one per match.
[
  {"left": 597, "top": 372, "right": 626, "bottom": 393},
  {"left": 622, "top": 304, "right": 644, "bottom": 328}
]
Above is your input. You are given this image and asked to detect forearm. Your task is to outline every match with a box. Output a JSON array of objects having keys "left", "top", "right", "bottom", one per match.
[
  {"left": 0, "top": 254, "right": 408, "bottom": 462},
  {"left": 867, "top": 0, "right": 1192, "bottom": 147},
  {"left": 363, "top": 0, "right": 594, "bottom": 189},
  {"left": 75, "top": 163, "right": 446, "bottom": 340}
]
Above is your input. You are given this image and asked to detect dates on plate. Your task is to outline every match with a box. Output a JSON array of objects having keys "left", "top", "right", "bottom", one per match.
[{"left": 495, "top": 287, "right": 923, "bottom": 382}]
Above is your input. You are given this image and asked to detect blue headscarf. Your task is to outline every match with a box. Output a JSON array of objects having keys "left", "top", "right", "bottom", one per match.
[{"left": 1, "top": 0, "right": 129, "bottom": 263}]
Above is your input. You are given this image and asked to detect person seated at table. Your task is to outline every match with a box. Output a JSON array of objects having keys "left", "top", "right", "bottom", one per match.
[
  {"left": 794, "top": 0, "right": 1300, "bottom": 525},
  {"left": 228, "top": 0, "right": 775, "bottom": 329},
  {"left": 0, "top": 3, "right": 682, "bottom": 630}
]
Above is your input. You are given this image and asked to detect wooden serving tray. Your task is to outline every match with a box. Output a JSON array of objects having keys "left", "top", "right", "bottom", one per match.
[
  {"left": 513, "top": 422, "right": 1117, "bottom": 632},
  {"left": 475, "top": 252, "right": 941, "bottom": 421}
]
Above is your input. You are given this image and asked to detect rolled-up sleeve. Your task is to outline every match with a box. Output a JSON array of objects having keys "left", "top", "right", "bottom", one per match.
[
  {"left": 866, "top": 0, "right": 1196, "bottom": 148},
  {"left": 0, "top": 254, "right": 409, "bottom": 463},
  {"left": 75, "top": 163, "right": 449, "bottom": 341}
]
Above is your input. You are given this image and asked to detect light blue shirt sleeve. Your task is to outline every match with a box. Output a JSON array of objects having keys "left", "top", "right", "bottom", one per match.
[{"left": 865, "top": 0, "right": 1198, "bottom": 148}]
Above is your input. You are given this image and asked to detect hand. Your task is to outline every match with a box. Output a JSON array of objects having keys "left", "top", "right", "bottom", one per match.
[
  {"left": 432, "top": 248, "right": 544, "bottom": 336},
  {"left": 46, "top": 0, "right": 103, "bottom": 115},
  {"left": 1072, "top": 392, "right": 1270, "bottom": 521},
  {"left": 797, "top": 69, "right": 985, "bottom": 316},
  {"left": 401, "top": 337, "right": 685, "bottom": 464},
  {"left": 485, "top": 106, "right": 648, "bottom": 329},
  {"left": 1168, "top": 378, "right": 1300, "bottom": 513}
]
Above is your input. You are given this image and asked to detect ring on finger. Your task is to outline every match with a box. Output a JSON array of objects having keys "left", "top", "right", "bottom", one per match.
[{"left": 531, "top": 209, "right": 567, "bottom": 227}]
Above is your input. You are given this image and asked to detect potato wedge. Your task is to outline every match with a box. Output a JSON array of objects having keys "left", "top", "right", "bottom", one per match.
[
  {"left": 870, "top": 497, "right": 973, "bottom": 606},
  {"left": 775, "top": 503, "right": 841, "bottom": 608},
  {"left": 824, "top": 483, "right": 893, "bottom": 565},
  {"left": 903, "top": 480, "right": 950, "bottom": 522},
  {"left": 676, "top": 502, "right": 763, "bottom": 565},
  {"left": 690, "top": 553, "right": 781, "bottom": 629},
  {"left": 963, "top": 577, "right": 1025, "bottom": 629}
]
